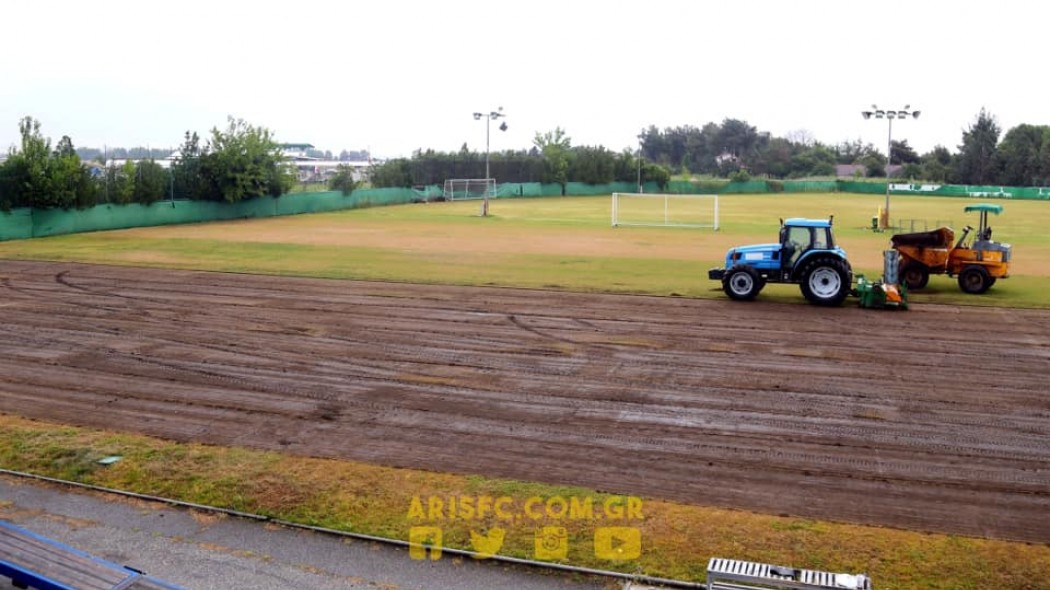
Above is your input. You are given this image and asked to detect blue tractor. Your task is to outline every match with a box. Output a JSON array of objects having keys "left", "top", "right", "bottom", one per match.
[{"left": 708, "top": 217, "right": 853, "bottom": 306}]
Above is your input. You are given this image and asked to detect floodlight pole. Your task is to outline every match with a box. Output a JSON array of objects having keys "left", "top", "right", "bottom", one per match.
[
  {"left": 637, "top": 134, "right": 643, "bottom": 193},
  {"left": 473, "top": 107, "right": 506, "bottom": 217},
  {"left": 862, "top": 105, "right": 920, "bottom": 230}
]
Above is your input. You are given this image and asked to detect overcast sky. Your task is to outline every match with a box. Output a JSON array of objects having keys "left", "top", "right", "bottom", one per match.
[{"left": 2, "top": 0, "right": 1045, "bottom": 159}]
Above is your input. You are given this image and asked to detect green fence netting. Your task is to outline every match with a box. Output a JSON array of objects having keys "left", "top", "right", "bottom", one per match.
[
  {"left": 492, "top": 183, "right": 557, "bottom": 197},
  {"left": 563, "top": 182, "right": 636, "bottom": 196},
  {"left": 782, "top": 181, "right": 838, "bottom": 193},
  {"left": 667, "top": 180, "right": 728, "bottom": 194},
  {"left": 0, "top": 208, "right": 33, "bottom": 241},
  {"left": 834, "top": 181, "right": 885, "bottom": 195},
  {"left": 883, "top": 183, "right": 1050, "bottom": 199}
]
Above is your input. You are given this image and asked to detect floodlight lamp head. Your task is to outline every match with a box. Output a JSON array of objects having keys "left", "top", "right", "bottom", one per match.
[
  {"left": 499, "top": 122, "right": 508, "bottom": 132},
  {"left": 862, "top": 111, "right": 873, "bottom": 119},
  {"left": 912, "top": 110, "right": 921, "bottom": 119},
  {"left": 875, "top": 110, "right": 886, "bottom": 118},
  {"left": 473, "top": 112, "right": 483, "bottom": 120}
]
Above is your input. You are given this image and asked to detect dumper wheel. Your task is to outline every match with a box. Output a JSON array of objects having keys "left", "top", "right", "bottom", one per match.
[
  {"left": 800, "top": 257, "right": 851, "bottom": 306},
  {"left": 901, "top": 262, "right": 929, "bottom": 290},
  {"left": 958, "top": 265, "right": 992, "bottom": 294},
  {"left": 723, "top": 265, "right": 762, "bottom": 301}
]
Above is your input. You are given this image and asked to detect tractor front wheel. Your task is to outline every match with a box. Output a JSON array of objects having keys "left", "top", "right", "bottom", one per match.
[
  {"left": 800, "top": 258, "right": 852, "bottom": 306},
  {"left": 958, "top": 265, "right": 992, "bottom": 294},
  {"left": 723, "top": 266, "right": 762, "bottom": 301},
  {"left": 901, "top": 262, "right": 930, "bottom": 290}
]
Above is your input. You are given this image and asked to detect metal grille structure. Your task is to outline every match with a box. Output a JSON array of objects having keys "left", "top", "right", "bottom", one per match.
[{"left": 706, "top": 557, "right": 872, "bottom": 590}]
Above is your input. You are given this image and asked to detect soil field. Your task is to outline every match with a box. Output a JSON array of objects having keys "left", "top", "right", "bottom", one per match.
[{"left": 1, "top": 260, "right": 1048, "bottom": 544}]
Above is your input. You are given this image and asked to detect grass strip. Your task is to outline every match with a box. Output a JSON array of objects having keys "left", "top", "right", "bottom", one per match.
[{"left": 1, "top": 414, "right": 1046, "bottom": 589}]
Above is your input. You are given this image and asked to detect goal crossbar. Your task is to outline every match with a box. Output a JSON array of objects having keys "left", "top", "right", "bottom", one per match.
[
  {"left": 443, "top": 178, "right": 496, "bottom": 201},
  {"left": 611, "top": 192, "right": 719, "bottom": 229}
]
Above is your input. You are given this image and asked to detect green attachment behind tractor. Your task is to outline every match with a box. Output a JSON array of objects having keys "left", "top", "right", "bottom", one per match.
[
  {"left": 856, "top": 250, "right": 908, "bottom": 310},
  {"left": 856, "top": 275, "right": 908, "bottom": 310}
]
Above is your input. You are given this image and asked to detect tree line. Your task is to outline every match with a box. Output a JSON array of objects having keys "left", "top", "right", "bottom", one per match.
[
  {"left": 368, "top": 109, "right": 1049, "bottom": 189},
  {"left": 370, "top": 127, "right": 671, "bottom": 190},
  {"left": 638, "top": 109, "right": 1050, "bottom": 186},
  {"left": 0, "top": 116, "right": 296, "bottom": 211}
]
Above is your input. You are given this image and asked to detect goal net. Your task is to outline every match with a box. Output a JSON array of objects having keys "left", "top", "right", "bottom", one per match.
[
  {"left": 611, "top": 193, "right": 719, "bottom": 229},
  {"left": 443, "top": 178, "right": 496, "bottom": 201}
]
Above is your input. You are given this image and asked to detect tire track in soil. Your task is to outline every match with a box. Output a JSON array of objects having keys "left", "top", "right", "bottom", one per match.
[{"left": 1, "top": 260, "right": 1048, "bottom": 543}]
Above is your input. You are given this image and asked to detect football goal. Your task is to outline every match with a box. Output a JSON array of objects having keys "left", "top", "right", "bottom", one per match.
[
  {"left": 443, "top": 178, "right": 496, "bottom": 201},
  {"left": 611, "top": 192, "right": 719, "bottom": 229}
]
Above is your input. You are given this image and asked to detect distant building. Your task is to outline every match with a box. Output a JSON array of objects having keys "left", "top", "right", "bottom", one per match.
[
  {"left": 106, "top": 157, "right": 175, "bottom": 170},
  {"left": 280, "top": 143, "right": 373, "bottom": 183},
  {"left": 715, "top": 152, "right": 739, "bottom": 166},
  {"left": 280, "top": 143, "right": 316, "bottom": 159},
  {"left": 836, "top": 164, "right": 903, "bottom": 178}
]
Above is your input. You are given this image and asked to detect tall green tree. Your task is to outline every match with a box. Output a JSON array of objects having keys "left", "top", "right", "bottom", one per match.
[
  {"left": 115, "top": 161, "right": 137, "bottom": 204},
  {"left": 955, "top": 108, "right": 1001, "bottom": 184},
  {"left": 716, "top": 118, "right": 761, "bottom": 159},
  {"left": 200, "top": 117, "right": 293, "bottom": 203},
  {"left": 753, "top": 137, "right": 796, "bottom": 178},
  {"left": 172, "top": 131, "right": 206, "bottom": 200},
  {"left": 328, "top": 164, "right": 358, "bottom": 195},
  {"left": 790, "top": 145, "right": 836, "bottom": 177},
  {"left": 857, "top": 152, "right": 888, "bottom": 177},
  {"left": 8, "top": 117, "right": 52, "bottom": 208},
  {"left": 833, "top": 139, "right": 877, "bottom": 165},
  {"left": 369, "top": 158, "right": 412, "bottom": 188},
  {"left": 45, "top": 135, "right": 84, "bottom": 209},
  {"left": 890, "top": 139, "right": 920, "bottom": 165},
  {"left": 920, "top": 146, "right": 954, "bottom": 182},
  {"left": 134, "top": 160, "right": 168, "bottom": 205},
  {"left": 568, "top": 146, "right": 615, "bottom": 184},
  {"left": 533, "top": 127, "right": 572, "bottom": 190},
  {"left": 995, "top": 124, "right": 1050, "bottom": 186}
]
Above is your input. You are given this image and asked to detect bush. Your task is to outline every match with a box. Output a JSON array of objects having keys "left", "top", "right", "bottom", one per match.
[{"left": 328, "top": 164, "right": 358, "bottom": 196}]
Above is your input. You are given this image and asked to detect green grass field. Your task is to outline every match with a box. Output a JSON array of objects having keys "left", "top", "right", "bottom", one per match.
[
  {"left": 1, "top": 193, "right": 1047, "bottom": 307},
  {"left": 2, "top": 193, "right": 1049, "bottom": 587}
]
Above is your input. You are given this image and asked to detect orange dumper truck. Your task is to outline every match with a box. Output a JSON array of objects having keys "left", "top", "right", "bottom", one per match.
[{"left": 891, "top": 203, "right": 1011, "bottom": 294}]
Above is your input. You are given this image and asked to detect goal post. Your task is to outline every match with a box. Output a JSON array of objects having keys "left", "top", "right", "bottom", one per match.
[
  {"left": 611, "top": 192, "right": 719, "bottom": 229},
  {"left": 443, "top": 178, "right": 496, "bottom": 201}
]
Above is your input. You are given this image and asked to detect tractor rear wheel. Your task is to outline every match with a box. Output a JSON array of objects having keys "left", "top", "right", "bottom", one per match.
[
  {"left": 799, "top": 258, "right": 851, "bottom": 306},
  {"left": 901, "top": 262, "right": 930, "bottom": 290},
  {"left": 723, "top": 265, "right": 762, "bottom": 301},
  {"left": 958, "top": 265, "right": 992, "bottom": 294}
]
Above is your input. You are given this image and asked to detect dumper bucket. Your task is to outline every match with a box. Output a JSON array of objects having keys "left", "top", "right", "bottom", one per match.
[{"left": 891, "top": 227, "right": 954, "bottom": 249}]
